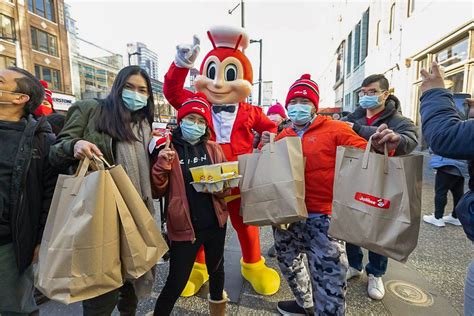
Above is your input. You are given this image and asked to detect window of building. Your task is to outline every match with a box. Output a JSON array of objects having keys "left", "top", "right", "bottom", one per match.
[
  {"left": 435, "top": 37, "right": 469, "bottom": 68},
  {"left": 416, "top": 56, "right": 429, "bottom": 79},
  {"left": 444, "top": 71, "right": 464, "bottom": 93},
  {"left": 389, "top": 3, "right": 396, "bottom": 34},
  {"left": 335, "top": 41, "right": 345, "bottom": 84},
  {"left": 353, "top": 90, "right": 360, "bottom": 106},
  {"left": 0, "top": 55, "right": 16, "bottom": 68},
  {"left": 407, "top": 0, "right": 415, "bottom": 17},
  {"left": 361, "top": 9, "right": 370, "bottom": 61},
  {"left": 28, "top": 0, "right": 56, "bottom": 22},
  {"left": 376, "top": 20, "right": 381, "bottom": 46},
  {"left": 35, "top": 64, "right": 61, "bottom": 90},
  {"left": 31, "top": 27, "right": 58, "bottom": 56},
  {"left": 354, "top": 21, "right": 361, "bottom": 68},
  {"left": 346, "top": 32, "right": 352, "bottom": 75},
  {"left": 344, "top": 93, "right": 351, "bottom": 108},
  {"left": 0, "top": 14, "right": 15, "bottom": 40}
]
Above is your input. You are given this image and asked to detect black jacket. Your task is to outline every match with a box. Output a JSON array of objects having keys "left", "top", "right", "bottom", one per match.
[
  {"left": 172, "top": 129, "right": 218, "bottom": 231},
  {"left": 9, "top": 115, "right": 57, "bottom": 273},
  {"left": 342, "top": 95, "right": 419, "bottom": 155}
]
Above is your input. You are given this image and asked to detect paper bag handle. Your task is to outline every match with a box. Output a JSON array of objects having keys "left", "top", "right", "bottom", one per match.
[
  {"left": 362, "top": 135, "right": 389, "bottom": 174},
  {"left": 75, "top": 157, "right": 91, "bottom": 177},
  {"left": 95, "top": 155, "right": 112, "bottom": 168},
  {"left": 269, "top": 133, "right": 276, "bottom": 153}
]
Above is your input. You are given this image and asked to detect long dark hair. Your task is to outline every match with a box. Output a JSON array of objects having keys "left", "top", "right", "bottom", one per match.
[{"left": 96, "top": 66, "right": 155, "bottom": 142}]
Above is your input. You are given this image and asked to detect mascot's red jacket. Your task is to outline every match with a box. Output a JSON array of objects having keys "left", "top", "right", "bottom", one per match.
[{"left": 162, "top": 25, "right": 280, "bottom": 297}]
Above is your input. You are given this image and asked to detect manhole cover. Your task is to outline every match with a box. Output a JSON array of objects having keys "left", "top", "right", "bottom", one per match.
[{"left": 386, "top": 280, "right": 434, "bottom": 307}]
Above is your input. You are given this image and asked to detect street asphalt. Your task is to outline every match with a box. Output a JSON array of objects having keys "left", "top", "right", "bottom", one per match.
[{"left": 39, "top": 152, "right": 473, "bottom": 315}]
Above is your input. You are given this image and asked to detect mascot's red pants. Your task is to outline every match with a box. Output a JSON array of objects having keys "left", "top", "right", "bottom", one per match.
[{"left": 195, "top": 197, "right": 261, "bottom": 264}]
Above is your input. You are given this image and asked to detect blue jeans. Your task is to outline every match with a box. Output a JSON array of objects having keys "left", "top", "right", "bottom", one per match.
[
  {"left": 0, "top": 243, "right": 37, "bottom": 315},
  {"left": 345, "top": 243, "right": 388, "bottom": 277}
]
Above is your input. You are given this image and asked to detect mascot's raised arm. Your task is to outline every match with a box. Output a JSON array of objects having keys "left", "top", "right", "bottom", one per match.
[{"left": 163, "top": 25, "right": 280, "bottom": 297}]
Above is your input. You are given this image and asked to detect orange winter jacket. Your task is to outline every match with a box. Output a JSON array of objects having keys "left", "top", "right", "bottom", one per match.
[{"left": 276, "top": 116, "right": 368, "bottom": 215}]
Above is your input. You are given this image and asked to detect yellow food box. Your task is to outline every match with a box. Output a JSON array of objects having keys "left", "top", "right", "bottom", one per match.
[
  {"left": 204, "top": 164, "right": 223, "bottom": 182},
  {"left": 221, "top": 161, "right": 239, "bottom": 176},
  {"left": 189, "top": 166, "right": 206, "bottom": 182}
]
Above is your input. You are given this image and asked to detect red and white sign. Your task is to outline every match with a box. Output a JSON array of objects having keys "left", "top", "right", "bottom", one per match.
[{"left": 354, "top": 192, "right": 391, "bottom": 209}]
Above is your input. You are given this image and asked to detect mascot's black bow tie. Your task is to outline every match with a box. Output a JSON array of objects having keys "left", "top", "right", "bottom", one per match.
[{"left": 213, "top": 105, "right": 236, "bottom": 114}]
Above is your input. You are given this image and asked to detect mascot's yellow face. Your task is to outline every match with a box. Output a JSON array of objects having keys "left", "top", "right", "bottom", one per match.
[{"left": 195, "top": 49, "right": 253, "bottom": 105}]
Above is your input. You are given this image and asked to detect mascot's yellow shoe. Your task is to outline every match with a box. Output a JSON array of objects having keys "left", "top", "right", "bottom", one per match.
[
  {"left": 180, "top": 262, "right": 209, "bottom": 297},
  {"left": 241, "top": 257, "right": 280, "bottom": 295}
]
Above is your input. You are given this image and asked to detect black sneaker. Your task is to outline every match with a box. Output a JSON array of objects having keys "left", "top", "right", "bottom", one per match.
[{"left": 277, "top": 300, "right": 312, "bottom": 315}]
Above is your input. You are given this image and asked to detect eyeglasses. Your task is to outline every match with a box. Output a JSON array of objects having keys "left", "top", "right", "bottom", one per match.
[{"left": 358, "top": 89, "right": 386, "bottom": 97}]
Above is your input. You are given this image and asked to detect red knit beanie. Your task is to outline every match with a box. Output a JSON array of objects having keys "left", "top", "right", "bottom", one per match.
[
  {"left": 285, "top": 74, "right": 320, "bottom": 111},
  {"left": 39, "top": 80, "right": 53, "bottom": 108},
  {"left": 177, "top": 92, "right": 212, "bottom": 126},
  {"left": 267, "top": 102, "right": 287, "bottom": 119}
]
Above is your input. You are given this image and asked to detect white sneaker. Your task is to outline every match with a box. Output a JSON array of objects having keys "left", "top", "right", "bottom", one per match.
[
  {"left": 443, "top": 214, "right": 462, "bottom": 226},
  {"left": 423, "top": 214, "right": 445, "bottom": 227},
  {"left": 346, "top": 267, "right": 362, "bottom": 281},
  {"left": 367, "top": 274, "right": 385, "bottom": 300}
]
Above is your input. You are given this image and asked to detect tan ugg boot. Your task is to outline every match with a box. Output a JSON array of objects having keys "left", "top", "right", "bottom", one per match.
[{"left": 208, "top": 291, "right": 228, "bottom": 316}]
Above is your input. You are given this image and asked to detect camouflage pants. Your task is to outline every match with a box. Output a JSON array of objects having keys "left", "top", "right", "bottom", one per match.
[{"left": 274, "top": 214, "right": 348, "bottom": 315}]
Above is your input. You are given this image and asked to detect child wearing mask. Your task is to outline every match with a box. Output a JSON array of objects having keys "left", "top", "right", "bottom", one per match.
[
  {"left": 152, "top": 93, "right": 230, "bottom": 316},
  {"left": 261, "top": 74, "right": 401, "bottom": 315}
]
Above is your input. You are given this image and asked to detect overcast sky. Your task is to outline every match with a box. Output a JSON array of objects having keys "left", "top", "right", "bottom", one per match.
[{"left": 66, "top": 0, "right": 355, "bottom": 105}]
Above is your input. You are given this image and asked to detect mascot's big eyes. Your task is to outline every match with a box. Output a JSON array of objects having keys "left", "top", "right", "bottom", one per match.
[
  {"left": 207, "top": 62, "right": 217, "bottom": 80},
  {"left": 225, "top": 64, "right": 238, "bottom": 81}
]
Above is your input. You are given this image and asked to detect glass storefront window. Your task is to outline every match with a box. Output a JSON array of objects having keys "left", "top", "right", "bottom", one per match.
[{"left": 435, "top": 38, "right": 468, "bottom": 68}]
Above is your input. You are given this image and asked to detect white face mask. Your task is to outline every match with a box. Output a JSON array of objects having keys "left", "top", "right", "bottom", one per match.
[{"left": 268, "top": 114, "right": 283, "bottom": 124}]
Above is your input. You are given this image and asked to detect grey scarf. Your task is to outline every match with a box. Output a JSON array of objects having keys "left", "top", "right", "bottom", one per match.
[
  {"left": 115, "top": 121, "right": 155, "bottom": 298},
  {"left": 115, "top": 122, "right": 155, "bottom": 215}
]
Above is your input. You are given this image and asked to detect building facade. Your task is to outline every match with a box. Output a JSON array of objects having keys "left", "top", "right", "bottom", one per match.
[
  {"left": 127, "top": 42, "right": 159, "bottom": 80},
  {"left": 127, "top": 41, "right": 176, "bottom": 121},
  {"left": 0, "top": 0, "right": 72, "bottom": 96},
  {"left": 319, "top": 0, "right": 473, "bottom": 127},
  {"left": 64, "top": 3, "right": 122, "bottom": 106}
]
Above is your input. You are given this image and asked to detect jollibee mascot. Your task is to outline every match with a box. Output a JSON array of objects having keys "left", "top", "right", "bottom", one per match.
[{"left": 164, "top": 25, "right": 280, "bottom": 296}]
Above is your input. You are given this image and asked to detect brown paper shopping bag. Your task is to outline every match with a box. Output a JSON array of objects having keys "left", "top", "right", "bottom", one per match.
[
  {"left": 328, "top": 137, "right": 423, "bottom": 262},
  {"left": 239, "top": 135, "right": 307, "bottom": 226},
  {"left": 35, "top": 157, "right": 122, "bottom": 304},
  {"left": 106, "top": 162, "right": 169, "bottom": 280}
]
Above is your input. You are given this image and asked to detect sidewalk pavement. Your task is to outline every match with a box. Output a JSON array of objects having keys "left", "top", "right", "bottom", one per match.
[{"left": 40, "top": 154, "right": 472, "bottom": 315}]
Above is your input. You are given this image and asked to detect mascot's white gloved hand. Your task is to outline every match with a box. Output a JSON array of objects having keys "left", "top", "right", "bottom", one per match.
[{"left": 175, "top": 35, "right": 200, "bottom": 69}]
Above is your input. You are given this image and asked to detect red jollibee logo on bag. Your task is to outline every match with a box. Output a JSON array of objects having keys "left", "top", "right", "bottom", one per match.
[{"left": 354, "top": 192, "right": 391, "bottom": 209}]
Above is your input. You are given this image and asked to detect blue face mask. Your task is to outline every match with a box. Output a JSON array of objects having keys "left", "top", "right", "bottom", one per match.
[
  {"left": 122, "top": 89, "right": 148, "bottom": 111},
  {"left": 288, "top": 104, "right": 313, "bottom": 125},
  {"left": 359, "top": 95, "right": 382, "bottom": 109},
  {"left": 180, "top": 119, "right": 206, "bottom": 143}
]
